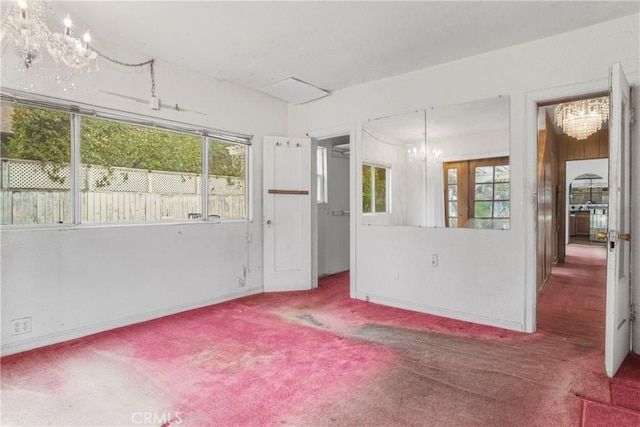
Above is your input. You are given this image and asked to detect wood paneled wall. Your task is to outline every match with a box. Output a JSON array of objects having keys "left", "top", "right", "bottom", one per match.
[
  {"left": 558, "top": 127, "right": 609, "bottom": 161},
  {"left": 537, "top": 114, "right": 559, "bottom": 293}
]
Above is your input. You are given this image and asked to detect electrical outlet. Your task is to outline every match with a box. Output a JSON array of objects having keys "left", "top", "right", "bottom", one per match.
[
  {"left": 10, "top": 317, "right": 31, "bottom": 336},
  {"left": 430, "top": 254, "right": 438, "bottom": 267}
]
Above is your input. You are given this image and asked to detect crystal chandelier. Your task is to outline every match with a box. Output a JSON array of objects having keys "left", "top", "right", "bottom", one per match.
[
  {"left": 0, "top": 0, "right": 97, "bottom": 71},
  {"left": 407, "top": 146, "right": 441, "bottom": 163},
  {"left": 554, "top": 96, "right": 610, "bottom": 140}
]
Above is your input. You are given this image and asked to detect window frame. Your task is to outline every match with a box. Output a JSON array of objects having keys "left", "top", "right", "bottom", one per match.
[
  {"left": 443, "top": 156, "right": 509, "bottom": 229},
  {"left": 0, "top": 94, "right": 251, "bottom": 227},
  {"left": 316, "top": 146, "right": 328, "bottom": 205},
  {"left": 468, "top": 157, "right": 510, "bottom": 224},
  {"left": 443, "top": 161, "right": 469, "bottom": 228},
  {"left": 362, "top": 162, "right": 391, "bottom": 215}
]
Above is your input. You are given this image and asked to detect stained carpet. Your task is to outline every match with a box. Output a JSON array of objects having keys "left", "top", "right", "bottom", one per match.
[{"left": 1, "top": 245, "right": 639, "bottom": 426}]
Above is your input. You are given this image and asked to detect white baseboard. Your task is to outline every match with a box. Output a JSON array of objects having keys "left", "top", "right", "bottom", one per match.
[
  {"left": 1, "top": 287, "right": 263, "bottom": 357},
  {"left": 354, "top": 292, "right": 524, "bottom": 332}
]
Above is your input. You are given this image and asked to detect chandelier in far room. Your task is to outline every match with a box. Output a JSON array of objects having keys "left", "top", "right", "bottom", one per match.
[
  {"left": 553, "top": 96, "right": 610, "bottom": 140},
  {"left": 0, "top": 0, "right": 97, "bottom": 71}
]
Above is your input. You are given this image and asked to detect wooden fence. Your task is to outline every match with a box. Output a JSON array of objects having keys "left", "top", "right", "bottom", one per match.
[
  {"left": 1, "top": 158, "right": 245, "bottom": 225},
  {"left": 1, "top": 191, "right": 245, "bottom": 224}
]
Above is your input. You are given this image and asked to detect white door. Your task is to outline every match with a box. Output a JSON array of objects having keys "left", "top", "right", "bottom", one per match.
[
  {"left": 605, "top": 63, "right": 632, "bottom": 377},
  {"left": 263, "top": 136, "right": 313, "bottom": 291}
]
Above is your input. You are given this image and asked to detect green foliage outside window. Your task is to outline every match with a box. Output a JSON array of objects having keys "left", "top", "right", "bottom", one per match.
[
  {"left": 3, "top": 106, "right": 244, "bottom": 177},
  {"left": 362, "top": 164, "right": 372, "bottom": 212},
  {"left": 362, "top": 163, "right": 388, "bottom": 213}
]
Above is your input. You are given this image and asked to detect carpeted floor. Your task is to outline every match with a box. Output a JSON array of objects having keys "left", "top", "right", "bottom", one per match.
[{"left": 1, "top": 244, "right": 639, "bottom": 426}]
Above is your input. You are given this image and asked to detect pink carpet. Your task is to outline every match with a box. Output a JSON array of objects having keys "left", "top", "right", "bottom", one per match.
[
  {"left": 2, "top": 245, "right": 639, "bottom": 426},
  {"left": 582, "top": 399, "right": 640, "bottom": 427}
]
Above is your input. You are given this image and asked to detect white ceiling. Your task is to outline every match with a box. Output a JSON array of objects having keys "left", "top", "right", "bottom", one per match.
[{"left": 53, "top": 1, "right": 639, "bottom": 102}]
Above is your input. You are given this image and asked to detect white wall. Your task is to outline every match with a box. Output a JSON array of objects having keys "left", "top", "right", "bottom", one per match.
[
  {"left": 317, "top": 137, "right": 350, "bottom": 276},
  {"left": 288, "top": 14, "right": 640, "bottom": 331},
  {"left": 1, "top": 48, "right": 288, "bottom": 355}
]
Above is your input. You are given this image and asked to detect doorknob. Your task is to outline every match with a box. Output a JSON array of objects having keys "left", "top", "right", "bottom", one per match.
[
  {"left": 597, "top": 231, "right": 631, "bottom": 241},
  {"left": 266, "top": 220, "right": 272, "bottom": 225}
]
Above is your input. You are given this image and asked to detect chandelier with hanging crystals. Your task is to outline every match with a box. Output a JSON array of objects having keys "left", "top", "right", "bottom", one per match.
[
  {"left": 554, "top": 96, "right": 610, "bottom": 140},
  {"left": 0, "top": 0, "right": 97, "bottom": 71}
]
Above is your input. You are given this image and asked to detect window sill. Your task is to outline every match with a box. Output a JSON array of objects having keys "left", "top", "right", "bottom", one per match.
[{"left": 0, "top": 218, "right": 252, "bottom": 232}]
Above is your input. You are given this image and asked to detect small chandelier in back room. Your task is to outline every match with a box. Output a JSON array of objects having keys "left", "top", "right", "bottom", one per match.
[
  {"left": 553, "top": 96, "right": 610, "bottom": 140},
  {"left": 0, "top": 0, "right": 97, "bottom": 71}
]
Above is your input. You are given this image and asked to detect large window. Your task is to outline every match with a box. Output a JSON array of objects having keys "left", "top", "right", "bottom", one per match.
[
  {"left": 362, "top": 163, "right": 390, "bottom": 214},
  {"left": 0, "top": 101, "right": 249, "bottom": 225},
  {"left": 444, "top": 157, "right": 509, "bottom": 230}
]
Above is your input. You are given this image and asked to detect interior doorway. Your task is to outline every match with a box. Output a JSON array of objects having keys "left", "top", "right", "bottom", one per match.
[
  {"left": 567, "top": 165, "right": 608, "bottom": 247},
  {"left": 316, "top": 135, "right": 351, "bottom": 278},
  {"left": 536, "top": 94, "right": 610, "bottom": 293}
]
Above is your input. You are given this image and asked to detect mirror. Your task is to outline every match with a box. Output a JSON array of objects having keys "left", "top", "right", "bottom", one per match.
[
  {"left": 360, "top": 96, "right": 509, "bottom": 229},
  {"left": 426, "top": 96, "right": 510, "bottom": 229},
  {"left": 361, "top": 110, "right": 426, "bottom": 226}
]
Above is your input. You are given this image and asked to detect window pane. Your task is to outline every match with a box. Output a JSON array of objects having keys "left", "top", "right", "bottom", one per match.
[
  {"left": 1, "top": 103, "right": 71, "bottom": 224},
  {"left": 448, "top": 202, "right": 458, "bottom": 217},
  {"left": 475, "top": 166, "right": 494, "bottom": 183},
  {"left": 495, "top": 165, "right": 510, "bottom": 182},
  {"left": 494, "top": 201, "right": 510, "bottom": 218},
  {"left": 448, "top": 168, "right": 457, "bottom": 184},
  {"left": 208, "top": 139, "right": 246, "bottom": 220},
  {"left": 448, "top": 185, "right": 457, "bottom": 201},
  {"left": 374, "top": 166, "right": 387, "bottom": 212},
  {"left": 495, "top": 183, "right": 510, "bottom": 200},
  {"left": 449, "top": 218, "right": 458, "bottom": 228},
  {"left": 475, "top": 201, "right": 493, "bottom": 218},
  {"left": 316, "top": 146, "right": 327, "bottom": 203},
  {"left": 80, "top": 116, "right": 202, "bottom": 223},
  {"left": 493, "top": 219, "right": 510, "bottom": 230},
  {"left": 475, "top": 184, "right": 493, "bottom": 200},
  {"left": 469, "top": 219, "right": 492, "bottom": 229},
  {"left": 362, "top": 164, "right": 372, "bottom": 213}
]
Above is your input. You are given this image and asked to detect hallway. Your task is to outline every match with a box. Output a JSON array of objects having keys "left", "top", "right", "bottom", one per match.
[{"left": 537, "top": 244, "right": 640, "bottom": 425}]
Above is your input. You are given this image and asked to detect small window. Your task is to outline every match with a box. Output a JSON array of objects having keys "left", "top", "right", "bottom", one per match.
[
  {"left": 470, "top": 160, "right": 510, "bottom": 230},
  {"left": 443, "top": 156, "right": 509, "bottom": 229},
  {"left": 317, "top": 146, "right": 328, "bottom": 204},
  {"left": 362, "top": 163, "right": 390, "bottom": 213}
]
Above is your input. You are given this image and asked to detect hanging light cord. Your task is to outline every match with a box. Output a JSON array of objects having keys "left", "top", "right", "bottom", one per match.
[{"left": 90, "top": 47, "right": 156, "bottom": 98}]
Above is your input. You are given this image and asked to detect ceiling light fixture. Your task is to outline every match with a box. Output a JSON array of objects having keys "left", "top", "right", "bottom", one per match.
[
  {"left": 553, "top": 96, "right": 609, "bottom": 140},
  {"left": 0, "top": 0, "right": 97, "bottom": 70}
]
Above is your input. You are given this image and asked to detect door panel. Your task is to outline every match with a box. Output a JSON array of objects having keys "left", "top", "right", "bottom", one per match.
[
  {"left": 605, "top": 63, "right": 632, "bottom": 377},
  {"left": 263, "top": 137, "right": 313, "bottom": 291}
]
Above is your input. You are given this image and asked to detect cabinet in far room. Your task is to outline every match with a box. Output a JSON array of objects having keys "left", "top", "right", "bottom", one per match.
[{"left": 575, "top": 212, "right": 590, "bottom": 236}]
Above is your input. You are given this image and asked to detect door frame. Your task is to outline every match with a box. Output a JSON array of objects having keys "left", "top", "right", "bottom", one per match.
[
  {"left": 525, "top": 74, "right": 638, "bottom": 342},
  {"left": 306, "top": 124, "right": 357, "bottom": 298},
  {"left": 525, "top": 78, "right": 610, "bottom": 332}
]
